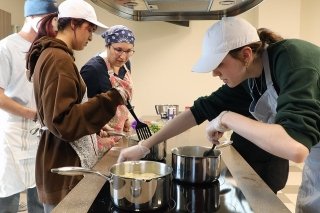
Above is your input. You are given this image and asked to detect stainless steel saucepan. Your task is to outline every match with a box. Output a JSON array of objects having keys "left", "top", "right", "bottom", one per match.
[
  {"left": 128, "top": 134, "right": 167, "bottom": 161},
  {"left": 171, "top": 140, "right": 232, "bottom": 183},
  {"left": 51, "top": 161, "right": 172, "bottom": 211}
]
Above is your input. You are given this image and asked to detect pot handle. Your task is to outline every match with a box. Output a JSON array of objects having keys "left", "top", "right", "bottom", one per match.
[
  {"left": 155, "top": 105, "right": 159, "bottom": 115},
  {"left": 51, "top": 167, "right": 112, "bottom": 182},
  {"left": 215, "top": 140, "right": 233, "bottom": 149},
  {"left": 131, "top": 180, "right": 142, "bottom": 197}
]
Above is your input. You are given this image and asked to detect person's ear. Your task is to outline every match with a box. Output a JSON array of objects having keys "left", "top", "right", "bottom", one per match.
[
  {"left": 70, "top": 20, "right": 75, "bottom": 30},
  {"left": 51, "top": 17, "right": 58, "bottom": 32},
  {"left": 241, "top": 46, "right": 252, "bottom": 65}
]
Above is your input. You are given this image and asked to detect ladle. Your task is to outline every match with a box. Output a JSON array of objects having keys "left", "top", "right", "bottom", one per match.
[{"left": 203, "top": 144, "right": 216, "bottom": 157}]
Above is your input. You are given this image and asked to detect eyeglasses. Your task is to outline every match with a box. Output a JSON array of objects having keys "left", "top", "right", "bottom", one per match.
[{"left": 111, "top": 45, "right": 135, "bottom": 56}]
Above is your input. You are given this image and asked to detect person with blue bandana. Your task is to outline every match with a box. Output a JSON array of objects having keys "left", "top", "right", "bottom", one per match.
[{"left": 80, "top": 25, "right": 136, "bottom": 157}]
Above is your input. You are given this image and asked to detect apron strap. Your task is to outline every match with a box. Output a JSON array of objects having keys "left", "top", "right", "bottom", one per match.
[{"left": 262, "top": 50, "right": 273, "bottom": 88}]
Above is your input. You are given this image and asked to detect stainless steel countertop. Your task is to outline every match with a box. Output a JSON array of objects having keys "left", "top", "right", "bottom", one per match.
[{"left": 52, "top": 118, "right": 291, "bottom": 213}]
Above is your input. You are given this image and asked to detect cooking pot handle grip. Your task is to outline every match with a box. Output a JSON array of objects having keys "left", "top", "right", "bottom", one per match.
[
  {"left": 51, "top": 167, "right": 113, "bottom": 182},
  {"left": 131, "top": 180, "right": 142, "bottom": 197},
  {"left": 155, "top": 105, "right": 159, "bottom": 114}
]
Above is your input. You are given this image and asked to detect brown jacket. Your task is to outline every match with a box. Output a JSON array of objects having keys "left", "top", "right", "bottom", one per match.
[{"left": 27, "top": 37, "right": 123, "bottom": 204}]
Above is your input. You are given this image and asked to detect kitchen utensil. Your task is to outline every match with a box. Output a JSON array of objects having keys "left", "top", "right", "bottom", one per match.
[
  {"left": 155, "top": 105, "right": 169, "bottom": 119},
  {"left": 126, "top": 101, "right": 152, "bottom": 141},
  {"left": 128, "top": 134, "right": 167, "bottom": 161},
  {"left": 203, "top": 144, "right": 216, "bottom": 157},
  {"left": 51, "top": 167, "right": 108, "bottom": 179},
  {"left": 107, "top": 131, "right": 127, "bottom": 137},
  {"left": 155, "top": 105, "right": 179, "bottom": 119},
  {"left": 203, "top": 140, "right": 233, "bottom": 157},
  {"left": 214, "top": 140, "right": 233, "bottom": 149},
  {"left": 171, "top": 146, "right": 221, "bottom": 183},
  {"left": 51, "top": 161, "right": 172, "bottom": 211}
]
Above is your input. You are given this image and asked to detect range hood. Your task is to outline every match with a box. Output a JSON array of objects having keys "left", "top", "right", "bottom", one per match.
[{"left": 90, "top": 0, "right": 263, "bottom": 26}]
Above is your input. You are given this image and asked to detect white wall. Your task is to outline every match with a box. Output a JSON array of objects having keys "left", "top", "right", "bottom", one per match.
[
  {"left": 1, "top": 0, "right": 319, "bottom": 119},
  {"left": 76, "top": 6, "right": 220, "bottom": 116},
  {"left": 300, "top": 0, "right": 320, "bottom": 46},
  {"left": 257, "top": 0, "right": 301, "bottom": 38},
  {"left": 75, "top": 2, "right": 262, "bottom": 117}
]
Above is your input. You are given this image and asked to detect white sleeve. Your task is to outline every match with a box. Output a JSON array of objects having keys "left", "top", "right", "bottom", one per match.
[{"left": 0, "top": 40, "right": 12, "bottom": 89}]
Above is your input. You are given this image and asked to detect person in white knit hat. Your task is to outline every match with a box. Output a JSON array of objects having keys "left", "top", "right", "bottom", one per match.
[{"left": 0, "top": 1, "right": 58, "bottom": 212}]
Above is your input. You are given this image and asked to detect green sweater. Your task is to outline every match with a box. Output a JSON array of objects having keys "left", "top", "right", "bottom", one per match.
[{"left": 191, "top": 39, "right": 320, "bottom": 156}]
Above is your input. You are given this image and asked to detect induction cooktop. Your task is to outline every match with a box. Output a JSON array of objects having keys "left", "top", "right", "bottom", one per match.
[{"left": 88, "top": 161, "right": 253, "bottom": 213}]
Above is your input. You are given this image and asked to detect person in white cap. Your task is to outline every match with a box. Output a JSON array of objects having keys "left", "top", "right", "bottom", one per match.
[
  {"left": 118, "top": 16, "right": 320, "bottom": 212},
  {"left": 0, "top": 0, "right": 58, "bottom": 212},
  {"left": 25, "top": 0, "right": 131, "bottom": 211}
]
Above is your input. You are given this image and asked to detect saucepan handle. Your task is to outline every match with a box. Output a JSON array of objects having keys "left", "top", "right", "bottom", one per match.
[
  {"left": 215, "top": 140, "right": 233, "bottom": 149},
  {"left": 51, "top": 167, "right": 112, "bottom": 182}
]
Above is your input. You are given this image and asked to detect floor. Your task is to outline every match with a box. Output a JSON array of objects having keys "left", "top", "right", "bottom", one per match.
[
  {"left": 276, "top": 161, "right": 304, "bottom": 213},
  {"left": 18, "top": 161, "right": 303, "bottom": 213},
  {"left": 19, "top": 191, "right": 27, "bottom": 213}
]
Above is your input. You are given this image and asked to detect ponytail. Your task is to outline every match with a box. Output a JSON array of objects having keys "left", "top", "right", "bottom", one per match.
[
  {"left": 257, "top": 28, "right": 284, "bottom": 45},
  {"left": 229, "top": 28, "right": 283, "bottom": 59}
]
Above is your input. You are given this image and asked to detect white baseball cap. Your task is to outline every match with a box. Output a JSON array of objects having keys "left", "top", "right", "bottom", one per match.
[
  {"left": 58, "top": 0, "right": 108, "bottom": 34},
  {"left": 192, "top": 17, "right": 260, "bottom": 73}
]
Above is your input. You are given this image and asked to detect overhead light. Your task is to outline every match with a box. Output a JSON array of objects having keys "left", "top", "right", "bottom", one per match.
[
  {"left": 219, "top": 0, "right": 236, "bottom": 6},
  {"left": 123, "top": 1, "right": 138, "bottom": 8}
]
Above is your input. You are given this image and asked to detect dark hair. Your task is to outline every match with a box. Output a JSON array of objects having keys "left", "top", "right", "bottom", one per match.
[
  {"left": 229, "top": 28, "right": 284, "bottom": 60},
  {"left": 58, "top": 18, "right": 96, "bottom": 31},
  {"left": 35, "top": 13, "right": 58, "bottom": 41},
  {"left": 36, "top": 15, "right": 96, "bottom": 40},
  {"left": 26, "top": 16, "right": 96, "bottom": 81},
  {"left": 26, "top": 13, "right": 58, "bottom": 81}
]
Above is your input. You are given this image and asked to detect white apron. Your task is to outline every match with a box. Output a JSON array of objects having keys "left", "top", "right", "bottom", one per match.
[
  {"left": 68, "top": 85, "right": 99, "bottom": 168},
  {"left": 249, "top": 50, "right": 278, "bottom": 123},
  {"left": 0, "top": 115, "right": 39, "bottom": 197},
  {"left": 0, "top": 33, "right": 39, "bottom": 197},
  {"left": 39, "top": 90, "right": 99, "bottom": 169},
  {"left": 248, "top": 50, "right": 289, "bottom": 192},
  {"left": 296, "top": 142, "right": 320, "bottom": 213}
]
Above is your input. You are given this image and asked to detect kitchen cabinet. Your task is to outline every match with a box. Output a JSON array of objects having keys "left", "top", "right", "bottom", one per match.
[{"left": 0, "top": 9, "right": 11, "bottom": 40}]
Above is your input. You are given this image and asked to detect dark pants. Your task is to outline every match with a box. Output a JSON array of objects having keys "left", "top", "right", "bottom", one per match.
[
  {"left": 249, "top": 156, "right": 289, "bottom": 193},
  {"left": 231, "top": 134, "right": 289, "bottom": 194},
  {"left": 0, "top": 187, "right": 44, "bottom": 213}
]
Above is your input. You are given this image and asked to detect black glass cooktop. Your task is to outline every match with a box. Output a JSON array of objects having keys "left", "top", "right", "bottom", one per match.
[{"left": 88, "top": 162, "right": 253, "bottom": 213}]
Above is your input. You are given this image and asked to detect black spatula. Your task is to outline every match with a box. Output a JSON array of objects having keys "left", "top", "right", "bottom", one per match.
[{"left": 126, "top": 101, "right": 152, "bottom": 141}]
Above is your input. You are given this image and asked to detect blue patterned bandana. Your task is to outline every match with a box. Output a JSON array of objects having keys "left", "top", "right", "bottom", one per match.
[{"left": 101, "top": 25, "right": 135, "bottom": 45}]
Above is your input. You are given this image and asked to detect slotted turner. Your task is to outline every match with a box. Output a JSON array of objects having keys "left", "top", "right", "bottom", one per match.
[{"left": 126, "top": 101, "right": 152, "bottom": 141}]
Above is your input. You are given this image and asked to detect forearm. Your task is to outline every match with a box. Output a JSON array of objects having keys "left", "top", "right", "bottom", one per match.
[
  {"left": 0, "top": 89, "right": 36, "bottom": 120},
  {"left": 222, "top": 111, "right": 309, "bottom": 163},
  {"left": 142, "top": 110, "right": 197, "bottom": 149}
]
